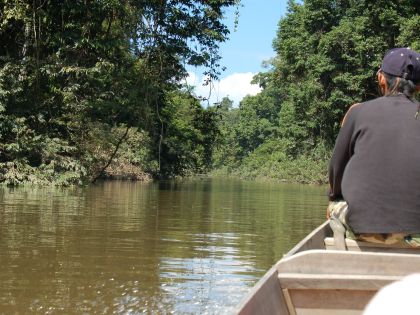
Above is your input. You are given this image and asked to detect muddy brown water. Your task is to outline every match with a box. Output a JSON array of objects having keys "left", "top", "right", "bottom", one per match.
[{"left": 0, "top": 178, "right": 327, "bottom": 314}]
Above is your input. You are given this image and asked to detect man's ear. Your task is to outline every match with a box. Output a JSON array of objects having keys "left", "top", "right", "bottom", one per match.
[{"left": 377, "top": 71, "right": 387, "bottom": 95}]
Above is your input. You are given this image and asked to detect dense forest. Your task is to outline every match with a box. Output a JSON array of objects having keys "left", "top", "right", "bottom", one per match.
[
  {"left": 1, "top": 0, "right": 419, "bottom": 186},
  {"left": 0, "top": 0, "right": 240, "bottom": 185},
  {"left": 212, "top": 0, "right": 420, "bottom": 183}
]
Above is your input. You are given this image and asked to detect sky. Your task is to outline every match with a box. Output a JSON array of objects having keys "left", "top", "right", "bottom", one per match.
[{"left": 187, "top": 0, "right": 288, "bottom": 106}]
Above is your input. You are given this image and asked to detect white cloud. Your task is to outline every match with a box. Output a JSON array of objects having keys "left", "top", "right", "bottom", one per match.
[{"left": 186, "top": 71, "right": 262, "bottom": 107}]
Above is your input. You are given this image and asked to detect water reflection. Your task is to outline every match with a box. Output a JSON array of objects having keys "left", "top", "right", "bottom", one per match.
[{"left": 0, "top": 179, "right": 327, "bottom": 314}]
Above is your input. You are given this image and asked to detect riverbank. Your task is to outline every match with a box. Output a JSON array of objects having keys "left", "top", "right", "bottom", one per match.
[
  {"left": 0, "top": 158, "right": 328, "bottom": 187},
  {"left": 211, "top": 154, "right": 329, "bottom": 185},
  {"left": 0, "top": 159, "right": 153, "bottom": 187}
]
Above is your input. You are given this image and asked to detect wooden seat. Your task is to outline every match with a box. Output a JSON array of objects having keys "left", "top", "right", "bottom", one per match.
[
  {"left": 324, "top": 237, "right": 420, "bottom": 254},
  {"left": 276, "top": 250, "right": 420, "bottom": 315},
  {"left": 326, "top": 219, "right": 420, "bottom": 253}
]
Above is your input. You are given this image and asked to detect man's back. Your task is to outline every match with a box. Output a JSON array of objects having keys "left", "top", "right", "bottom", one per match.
[{"left": 337, "top": 94, "right": 420, "bottom": 233}]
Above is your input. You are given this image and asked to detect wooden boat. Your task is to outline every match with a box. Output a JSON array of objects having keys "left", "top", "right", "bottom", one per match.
[{"left": 236, "top": 221, "right": 420, "bottom": 315}]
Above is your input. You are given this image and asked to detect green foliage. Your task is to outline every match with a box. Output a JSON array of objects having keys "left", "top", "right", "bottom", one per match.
[
  {"left": 235, "top": 91, "right": 279, "bottom": 157},
  {"left": 236, "top": 140, "right": 330, "bottom": 184},
  {"left": 159, "top": 90, "right": 219, "bottom": 177},
  {"left": 213, "top": 0, "right": 419, "bottom": 184},
  {"left": 0, "top": 0, "right": 239, "bottom": 185},
  {"left": 2, "top": 0, "right": 417, "bottom": 185},
  {"left": 273, "top": 0, "right": 420, "bottom": 153},
  {"left": 211, "top": 97, "right": 241, "bottom": 171},
  {"left": 78, "top": 123, "right": 155, "bottom": 181}
]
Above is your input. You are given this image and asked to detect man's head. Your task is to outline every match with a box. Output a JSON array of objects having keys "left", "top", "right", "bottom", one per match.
[{"left": 377, "top": 47, "right": 420, "bottom": 97}]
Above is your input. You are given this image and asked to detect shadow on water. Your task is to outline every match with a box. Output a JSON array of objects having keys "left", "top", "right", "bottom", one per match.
[{"left": 0, "top": 178, "right": 327, "bottom": 314}]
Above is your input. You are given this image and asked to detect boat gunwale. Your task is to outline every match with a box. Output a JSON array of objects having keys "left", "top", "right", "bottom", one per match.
[
  {"left": 283, "top": 220, "right": 330, "bottom": 258},
  {"left": 235, "top": 221, "right": 331, "bottom": 313}
]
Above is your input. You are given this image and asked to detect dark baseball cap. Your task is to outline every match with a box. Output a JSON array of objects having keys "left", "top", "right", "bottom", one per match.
[{"left": 381, "top": 47, "right": 420, "bottom": 84}]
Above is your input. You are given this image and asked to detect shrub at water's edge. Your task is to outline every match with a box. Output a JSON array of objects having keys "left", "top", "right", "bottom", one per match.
[
  {"left": 211, "top": 138, "right": 330, "bottom": 184},
  {"left": 0, "top": 124, "right": 155, "bottom": 186}
]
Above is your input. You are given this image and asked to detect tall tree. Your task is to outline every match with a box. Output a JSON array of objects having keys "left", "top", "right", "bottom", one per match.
[
  {"left": 274, "top": 0, "right": 420, "bottom": 155},
  {"left": 0, "top": 0, "right": 240, "bottom": 185}
]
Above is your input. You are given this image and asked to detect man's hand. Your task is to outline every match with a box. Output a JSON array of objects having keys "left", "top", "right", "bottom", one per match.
[{"left": 326, "top": 201, "right": 332, "bottom": 219}]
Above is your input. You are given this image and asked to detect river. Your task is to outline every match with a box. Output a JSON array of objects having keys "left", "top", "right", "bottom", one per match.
[{"left": 0, "top": 178, "right": 327, "bottom": 314}]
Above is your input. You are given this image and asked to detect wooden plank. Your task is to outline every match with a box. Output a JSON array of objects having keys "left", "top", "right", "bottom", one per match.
[
  {"left": 324, "top": 237, "right": 415, "bottom": 248},
  {"left": 276, "top": 250, "right": 420, "bottom": 276},
  {"left": 296, "top": 309, "right": 362, "bottom": 315},
  {"left": 290, "top": 289, "right": 375, "bottom": 310},
  {"left": 278, "top": 273, "right": 399, "bottom": 290},
  {"left": 236, "top": 266, "right": 289, "bottom": 315},
  {"left": 282, "top": 289, "right": 297, "bottom": 315},
  {"left": 324, "top": 237, "right": 420, "bottom": 254}
]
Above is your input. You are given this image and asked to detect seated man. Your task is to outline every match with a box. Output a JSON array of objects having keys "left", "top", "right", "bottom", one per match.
[{"left": 328, "top": 47, "right": 420, "bottom": 247}]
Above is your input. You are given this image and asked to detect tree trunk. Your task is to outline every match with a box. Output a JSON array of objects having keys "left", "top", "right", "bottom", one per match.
[{"left": 91, "top": 126, "right": 130, "bottom": 183}]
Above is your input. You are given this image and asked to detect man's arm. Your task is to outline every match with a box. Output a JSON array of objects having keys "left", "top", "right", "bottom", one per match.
[{"left": 328, "top": 103, "right": 360, "bottom": 202}]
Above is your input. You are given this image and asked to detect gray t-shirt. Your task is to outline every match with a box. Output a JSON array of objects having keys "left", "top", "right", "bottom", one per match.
[{"left": 329, "top": 94, "right": 420, "bottom": 233}]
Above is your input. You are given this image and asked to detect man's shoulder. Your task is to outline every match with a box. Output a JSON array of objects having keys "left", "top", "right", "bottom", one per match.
[
  {"left": 341, "top": 103, "right": 362, "bottom": 126},
  {"left": 362, "top": 96, "right": 387, "bottom": 105},
  {"left": 350, "top": 96, "right": 389, "bottom": 113},
  {"left": 341, "top": 96, "right": 391, "bottom": 126}
]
